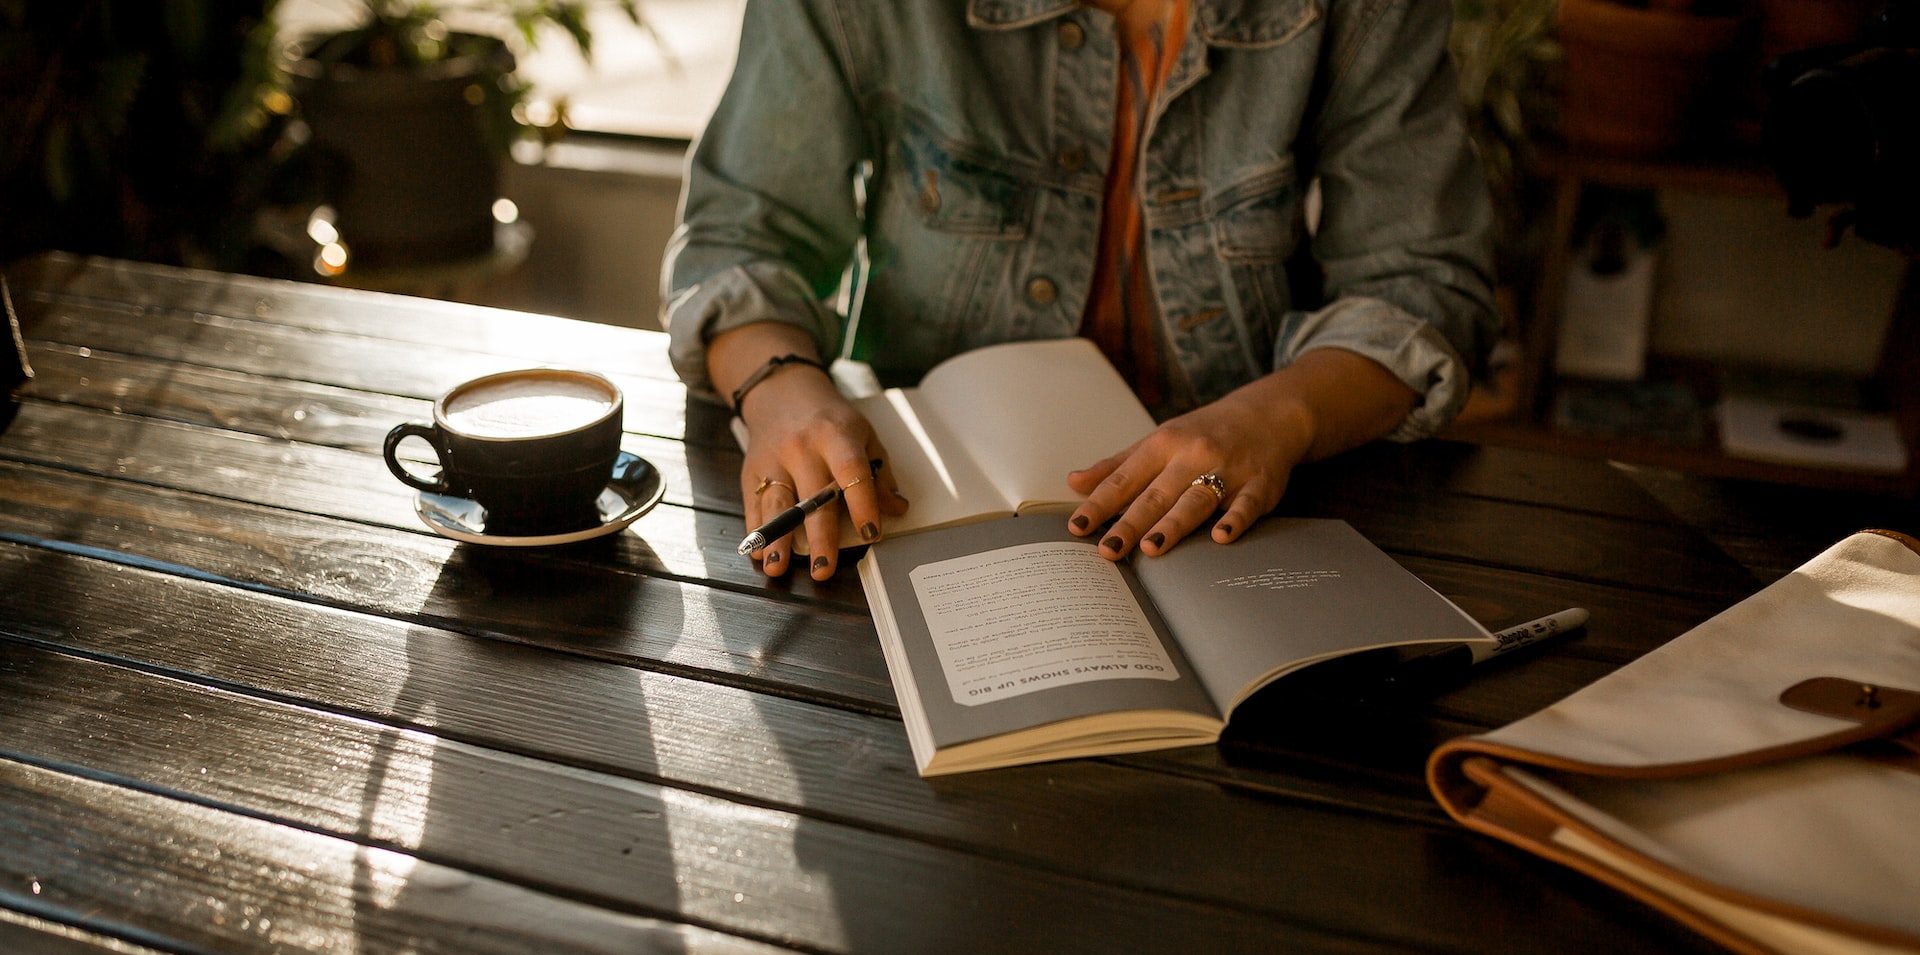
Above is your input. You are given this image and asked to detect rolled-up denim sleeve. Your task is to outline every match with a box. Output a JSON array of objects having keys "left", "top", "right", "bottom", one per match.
[
  {"left": 661, "top": 0, "right": 866, "bottom": 399},
  {"left": 1284, "top": 0, "right": 1498, "bottom": 441}
]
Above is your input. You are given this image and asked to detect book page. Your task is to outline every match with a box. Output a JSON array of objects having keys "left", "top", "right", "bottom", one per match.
[
  {"left": 738, "top": 390, "right": 1009, "bottom": 552},
  {"left": 855, "top": 389, "right": 1009, "bottom": 535},
  {"left": 867, "top": 512, "right": 1217, "bottom": 750},
  {"left": 911, "top": 542, "right": 1179, "bottom": 706},
  {"left": 914, "top": 339, "right": 1156, "bottom": 511},
  {"left": 1133, "top": 519, "right": 1492, "bottom": 713}
]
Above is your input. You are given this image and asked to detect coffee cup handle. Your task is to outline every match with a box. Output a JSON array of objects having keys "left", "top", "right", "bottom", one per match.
[{"left": 383, "top": 422, "right": 450, "bottom": 493}]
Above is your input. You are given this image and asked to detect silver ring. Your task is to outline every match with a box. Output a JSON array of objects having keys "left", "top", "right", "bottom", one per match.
[{"left": 1190, "top": 472, "right": 1226, "bottom": 510}]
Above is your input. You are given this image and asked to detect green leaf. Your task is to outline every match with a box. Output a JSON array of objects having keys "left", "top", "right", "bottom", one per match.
[{"left": 551, "top": 3, "right": 592, "bottom": 58}]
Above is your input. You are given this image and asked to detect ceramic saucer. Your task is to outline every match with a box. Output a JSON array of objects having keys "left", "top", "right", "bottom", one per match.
[{"left": 414, "top": 450, "right": 666, "bottom": 546}]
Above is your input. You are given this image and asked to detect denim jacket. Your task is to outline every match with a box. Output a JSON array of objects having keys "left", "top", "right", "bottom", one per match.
[{"left": 665, "top": 0, "right": 1496, "bottom": 437}]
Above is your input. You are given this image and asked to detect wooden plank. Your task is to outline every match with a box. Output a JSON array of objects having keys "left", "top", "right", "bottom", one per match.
[
  {"left": 12, "top": 252, "right": 685, "bottom": 382},
  {"left": 1609, "top": 464, "right": 1920, "bottom": 584},
  {"left": 0, "top": 908, "right": 171, "bottom": 955},
  {"left": 0, "top": 454, "right": 882, "bottom": 698},
  {"left": 0, "top": 759, "right": 795, "bottom": 955},
  {"left": 0, "top": 397, "right": 860, "bottom": 607},
  {"left": 1396, "top": 554, "right": 1725, "bottom": 664},
  {"left": 18, "top": 342, "right": 747, "bottom": 515},
  {"left": 0, "top": 461, "right": 884, "bottom": 715},
  {"left": 15, "top": 297, "right": 726, "bottom": 446},
  {"left": 1283, "top": 459, "right": 1758, "bottom": 603},
  {"left": 0, "top": 642, "right": 1713, "bottom": 955},
  {"left": 1332, "top": 439, "right": 1678, "bottom": 525}
]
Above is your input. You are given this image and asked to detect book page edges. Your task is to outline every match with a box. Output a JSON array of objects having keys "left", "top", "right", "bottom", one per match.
[
  {"left": 861, "top": 551, "right": 941, "bottom": 768},
  {"left": 918, "top": 716, "right": 1221, "bottom": 776},
  {"left": 862, "top": 549, "right": 1221, "bottom": 777}
]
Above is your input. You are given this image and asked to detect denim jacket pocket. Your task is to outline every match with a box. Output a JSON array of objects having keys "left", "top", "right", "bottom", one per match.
[
  {"left": 1208, "top": 160, "right": 1301, "bottom": 264},
  {"left": 1202, "top": 161, "right": 1304, "bottom": 379},
  {"left": 896, "top": 124, "right": 1034, "bottom": 240},
  {"left": 860, "top": 122, "right": 1040, "bottom": 376},
  {"left": 1197, "top": 0, "right": 1320, "bottom": 49}
]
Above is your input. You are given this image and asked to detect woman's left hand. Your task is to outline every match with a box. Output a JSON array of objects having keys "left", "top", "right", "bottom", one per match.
[{"left": 1065, "top": 348, "right": 1419, "bottom": 559}]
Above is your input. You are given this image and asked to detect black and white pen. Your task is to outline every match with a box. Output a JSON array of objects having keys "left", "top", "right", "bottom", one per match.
[
  {"left": 1481, "top": 607, "right": 1589, "bottom": 660},
  {"left": 738, "top": 483, "right": 843, "bottom": 556},
  {"left": 1379, "top": 608, "right": 1589, "bottom": 691}
]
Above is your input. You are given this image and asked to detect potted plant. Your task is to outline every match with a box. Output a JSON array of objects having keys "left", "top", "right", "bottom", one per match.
[
  {"left": 1557, "top": 0, "right": 1747, "bottom": 156},
  {"left": 1, "top": 1, "right": 295, "bottom": 271},
  {"left": 287, "top": 0, "right": 639, "bottom": 269},
  {"left": 1451, "top": 0, "right": 1562, "bottom": 283}
]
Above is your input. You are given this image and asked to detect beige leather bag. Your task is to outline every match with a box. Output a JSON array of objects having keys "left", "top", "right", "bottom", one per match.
[{"left": 1429, "top": 530, "right": 1920, "bottom": 955}]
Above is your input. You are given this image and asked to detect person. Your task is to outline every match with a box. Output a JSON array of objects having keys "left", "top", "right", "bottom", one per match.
[{"left": 664, "top": 0, "right": 1497, "bottom": 581}]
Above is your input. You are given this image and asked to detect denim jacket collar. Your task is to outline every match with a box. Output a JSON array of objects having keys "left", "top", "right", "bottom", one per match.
[{"left": 965, "top": 0, "right": 1320, "bottom": 49}]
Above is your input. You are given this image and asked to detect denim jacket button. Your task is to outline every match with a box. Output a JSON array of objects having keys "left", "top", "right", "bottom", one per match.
[
  {"left": 1055, "top": 145, "right": 1086, "bottom": 172},
  {"left": 1057, "top": 21, "right": 1085, "bottom": 51},
  {"left": 1025, "top": 277, "right": 1058, "bottom": 306}
]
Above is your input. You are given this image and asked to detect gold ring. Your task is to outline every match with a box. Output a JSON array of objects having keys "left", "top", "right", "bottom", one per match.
[
  {"left": 840, "top": 475, "right": 865, "bottom": 490},
  {"left": 1190, "top": 472, "right": 1226, "bottom": 509},
  {"left": 754, "top": 477, "right": 796, "bottom": 497}
]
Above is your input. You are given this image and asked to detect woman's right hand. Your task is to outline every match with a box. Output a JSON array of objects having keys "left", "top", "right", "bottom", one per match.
[{"left": 711, "top": 322, "right": 907, "bottom": 580}]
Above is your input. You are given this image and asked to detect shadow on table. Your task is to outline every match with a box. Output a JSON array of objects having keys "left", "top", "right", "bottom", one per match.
[{"left": 343, "top": 540, "right": 692, "bottom": 952}]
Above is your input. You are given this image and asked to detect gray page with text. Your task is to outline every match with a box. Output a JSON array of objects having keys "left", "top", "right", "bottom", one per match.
[{"left": 1134, "top": 518, "right": 1486, "bottom": 713}]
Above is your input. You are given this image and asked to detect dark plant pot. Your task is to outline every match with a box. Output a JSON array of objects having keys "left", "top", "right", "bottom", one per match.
[
  {"left": 290, "top": 35, "right": 513, "bottom": 268},
  {"left": 1558, "top": 0, "right": 1744, "bottom": 156}
]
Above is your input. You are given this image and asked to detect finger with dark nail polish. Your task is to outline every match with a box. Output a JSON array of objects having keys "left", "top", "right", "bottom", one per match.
[
  {"left": 1071, "top": 515, "right": 1090, "bottom": 531},
  {"left": 1216, "top": 523, "right": 1233, "bottom": 537},
  {"left": 1102, "top": 535, "right": 1123, "bottom": 552},
  {"left": 1145, "top": 532, "right": 1165, "bottom": 550},
  {"left": 860, "top": 522, "right": 878, "bottom": 542},
  {"left": 812, "top": 556, "right": 829, "bottom": 572}
]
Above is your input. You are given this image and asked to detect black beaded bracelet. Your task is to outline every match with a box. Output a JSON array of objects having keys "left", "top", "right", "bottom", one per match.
[{"left": 729, "top": 353, "right": 829, "bottom": 415}]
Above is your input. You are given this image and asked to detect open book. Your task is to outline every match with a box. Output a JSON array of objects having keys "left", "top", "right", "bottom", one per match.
[
  {"left": 735, "top": 338, "right": 1156, "bottom": 552},
  {"left": 861, "top": 510, "right": 1494, "bottom": 775}
]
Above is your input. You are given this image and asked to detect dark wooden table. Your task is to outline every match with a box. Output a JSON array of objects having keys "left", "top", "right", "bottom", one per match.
[{"left": 1, "top": 254, "right": 1912, "bottom": 955}]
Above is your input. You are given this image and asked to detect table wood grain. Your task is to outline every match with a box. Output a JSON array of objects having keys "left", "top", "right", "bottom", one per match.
[{"left": 3, "top": 253, "right": 1911, "bottom": 954}]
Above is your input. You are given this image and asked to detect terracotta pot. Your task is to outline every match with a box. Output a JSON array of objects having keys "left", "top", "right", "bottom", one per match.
[
  {"left": 291, "top": 35, "right": 513, "bottom": 268},
  {"left": 1558, "top": 0, "right": 1745, "bottom": 156}
]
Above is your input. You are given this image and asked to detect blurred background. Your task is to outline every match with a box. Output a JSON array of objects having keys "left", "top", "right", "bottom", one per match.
[{"left": 1, "top": 0, "right": 1914, "bottom": 492}]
